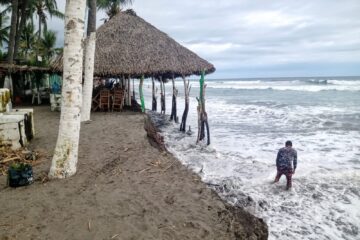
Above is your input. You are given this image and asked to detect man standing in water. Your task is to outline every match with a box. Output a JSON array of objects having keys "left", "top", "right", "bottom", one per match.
[{"left": 274, "top": 141, "right": 297, "bottom": 190}]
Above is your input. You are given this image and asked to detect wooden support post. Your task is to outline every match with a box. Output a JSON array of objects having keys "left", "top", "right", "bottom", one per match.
[
  {"left": 162, "top": 80, "right": 166, "bottom": 114},
  {"left": 160, "top": 76, "right": 165, "bottom": 114},
  {"left": 139, "top": 76, "right": 145, "bottom": 112},
  {"left": 122, "top": 76, "right": 127, "bottom": 106},
  {"left": 132, "top": 79, "right": 135, "bottom": 100},
  {"left": 180, "top": 76, "right": 190, "bottom": 132},
  {"left": 170, "top": 75, "right": 178, "bottom": 123},
  {"left": 152, "top": 77, "right": 157, "bottom": 111},
  {"left": 196, "top": 71, "right": 210, "bottom": 145},
  {"left": 127, "top": 77, "right": 131, "bottom": 106}
]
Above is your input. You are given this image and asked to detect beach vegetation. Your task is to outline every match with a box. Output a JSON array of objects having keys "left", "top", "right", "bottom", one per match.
[{"left": 0, "top": 0, "right": 63, "bottom": 65}]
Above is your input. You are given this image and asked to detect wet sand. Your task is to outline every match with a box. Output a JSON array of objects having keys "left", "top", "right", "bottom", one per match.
[{"left": 0, "top": 106, "right": 267, "bottom": 240}]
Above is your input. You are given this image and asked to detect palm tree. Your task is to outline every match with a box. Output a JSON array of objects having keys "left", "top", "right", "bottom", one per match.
[
  {"left": 0, "top": 8, "right": 10, "bottom": 48},
  {"left": 19, "top": 22, "right": 36, "bottom": 59},
  {"left": 7, "top": 0, "right": 18, "bottom": 63},
  {"left": 38, "top": 29, "right": 56, "bottom": 62},
  {"left": 31, "top": 0, "right": 64, "bottom": 38},
  {"left": 29, "top": 0, "right": 63, "bottom": 62},
  {"left": 97, "top": 0, "right": 132, "bottom": 20},
  {"left": 81, "top": 0, "right": 97, "bottom": 122},
  {"left": 49, "top": 0, "right": 87, "bottom": 179},
  {"left": 81, "top": 0, "right": 133, "bottom": 121}
]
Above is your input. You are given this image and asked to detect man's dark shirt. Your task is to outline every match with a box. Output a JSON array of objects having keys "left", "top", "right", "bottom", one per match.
[{"left": 276, "top": 147, "right": 297, "bottom": 170}]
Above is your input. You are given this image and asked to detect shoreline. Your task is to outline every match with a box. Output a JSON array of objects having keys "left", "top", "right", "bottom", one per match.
[{"left": 0, "top": 106, "right": 268, "bottom": 239}]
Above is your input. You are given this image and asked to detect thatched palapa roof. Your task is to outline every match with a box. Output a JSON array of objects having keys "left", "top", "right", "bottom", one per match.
[
  {"left": 0, "top": 63, "right": 49, "bottom": 74},
  {"left": 51, "top": 10, "right": 215, "bottom": 79}
]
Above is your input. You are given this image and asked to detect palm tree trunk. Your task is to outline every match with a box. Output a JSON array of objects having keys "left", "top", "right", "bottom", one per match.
[
  {"left": 86, "top": 0, "right": 96, "bottom": 36},
  {"left": 49, "top": 0, "right": 87, "bottom": 179},
  {"left": 81, "top": 0, "right": 97, "bottom": 122},
  {"left": 14, "top": 0, "right": 28, "bottom": 60},
  {"left": 7, "top": 0, "right": 19, "bottom": 64},
  {"left": 81, "top": 32, "right": 96, "bottom": 121},
  {"left": 36, "top": 12, "right": 41, "bottom": 62}
]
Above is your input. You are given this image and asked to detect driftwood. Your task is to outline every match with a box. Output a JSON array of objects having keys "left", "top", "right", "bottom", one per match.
[
  {"left": 152, "top": 77, "right": 157, "bottom": 111},
  {"left": 144, "top": 115, "right": 167, "bottom": 151},
  {"left": 180, "top": 76, "right": 191, "bottom": 132},
  {"left": 169, "top": 76, "right": 178, "bottom": 123},
  {"left": 196, "top": 72, "right": 210, "bottom": 145},
  {"left": 0, "top": 147, "right": 42, "bottom": 176}
]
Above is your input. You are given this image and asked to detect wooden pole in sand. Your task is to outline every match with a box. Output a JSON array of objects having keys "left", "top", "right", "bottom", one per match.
[
  {"left": 196, "top": 71, "right": 210, "bottom": 145},
  {"left": 180, "top": 76, "right": 190, "bottom": 132},
  {"left": 132, "top": 79, "right": 135, "bottom": 100},
  {"left": 162, "top": 80, "right": 166, "bottom": 114},
  {"left": 160, "top": 76, "right": 165, "bottom": 114},
  {"left": 152, "top": 77, "right": 157, "bottom": 111},
  {"left": 122, "top": 75, "right": 127, "bottom": 106},
  {"left": 127, "top": 76, "right": 131, "bottom": 106},
  {"left": 139, "top": 75, "right": 145, "bottom": 112},
  {"left": 170, "top": 74, "right": 178, "bottom": 123}
]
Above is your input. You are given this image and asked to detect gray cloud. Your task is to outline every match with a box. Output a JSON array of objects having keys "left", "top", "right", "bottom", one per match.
[{"left": 49, "top": 0, "right": 360, "bottom": 78}]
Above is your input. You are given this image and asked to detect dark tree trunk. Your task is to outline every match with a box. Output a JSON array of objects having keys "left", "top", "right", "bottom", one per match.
[
  {"left": 36, "top": 10, "right": 41, "bottom": 63},
  {"left": 87, "top": 0, "right": 97, "bottom": 36},
  {"left": 152, "top": 78, "right": 157, "bottom": 111},
  {"left": 180, "top": 102, "right": 189, "bottom": 132},
  {"left": 170, "top": 77, "right": 178, "bottom": 122},
  {"left": 180, "top": 77, "right": 190, "bottom": 132},
  {"left": 14, "top": 0, "right": 29, "bottom": 60},
  {"left": 7, "top": 0, "right": 19, "bottom": 64}
]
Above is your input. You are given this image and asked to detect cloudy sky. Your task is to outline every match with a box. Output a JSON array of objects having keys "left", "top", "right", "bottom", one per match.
[{"left": 50, "top": 0, "right": 360, "bottom": 78}]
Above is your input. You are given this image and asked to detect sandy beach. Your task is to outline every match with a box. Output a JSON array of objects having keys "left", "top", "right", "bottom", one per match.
[{"left": 0, "top": 106, "right": 267, "bottom": 240}]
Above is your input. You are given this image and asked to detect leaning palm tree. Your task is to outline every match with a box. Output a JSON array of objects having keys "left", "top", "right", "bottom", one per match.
[{"left": 49, "top": 0, "right": 87, "bottom": 179}]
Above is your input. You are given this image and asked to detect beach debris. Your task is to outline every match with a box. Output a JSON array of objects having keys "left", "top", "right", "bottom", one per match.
[
  {"left": 163, "top": 160, "right": 176, "bottom": 172},
  {"left": 124, "top": 147, "right": 129, "bottom": 152},
  {"left": 164, "top": 195, "right": 175, "bottom": 205},
  {"left": 138, "top": 167, "right": 151, "bottom": 174},
  {"left": 88, "top": 220, "right": 91, "bottom": 231},
  {"left": 8, "top": 163, "right": 34, "bottom": 187},
  {"left": 0, "top": 147, "right": 42, "bottom": 176},
  {"left": 111, "top": 234, "right": 120, "bottom": 239},
  {"left": 37, "top": 172, "right": 50, "bottom": 184},
  {"left": 186, "top": 126, "right": 193, "bottom": 136},
  {"left": 149, "top": 159, "right": 162, "bottom": 168},
  {"left": 144, "top": 114, "right": 167, "bottom": 151}
]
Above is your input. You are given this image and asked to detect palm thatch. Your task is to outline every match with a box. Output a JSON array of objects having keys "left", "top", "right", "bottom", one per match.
[
  {"left": 0, "top": 63, "right": 49, "bottom": 74},
  {"left": 51, "top": 9, "right": 215, "bottom": 79}
]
